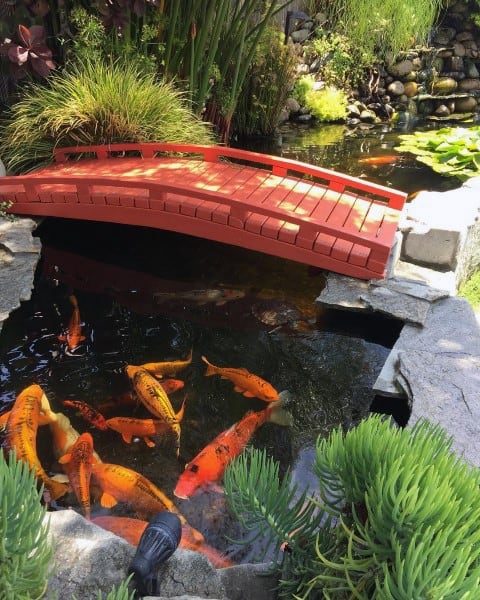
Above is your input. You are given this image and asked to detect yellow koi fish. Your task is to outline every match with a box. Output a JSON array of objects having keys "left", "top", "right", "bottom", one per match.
[
  {"left": 4, "top": 384, "right": 69, "bottom": 500},
  {"left": 135, "top": 349, "right": 193, "bottom": 378},
  {"left": 125, "top": 366, "right": 184, "bottom": 456}
]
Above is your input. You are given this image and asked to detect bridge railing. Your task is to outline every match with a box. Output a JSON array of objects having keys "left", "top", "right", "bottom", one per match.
[
  {"left": 0, "top": 174, "right": 395, "bottom": 255},
  {"left": 52, "top": 143, "right": 407, "bottom": 211}
]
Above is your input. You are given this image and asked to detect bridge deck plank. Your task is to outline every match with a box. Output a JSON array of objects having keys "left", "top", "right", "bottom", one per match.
[{"left": 0, "top": 146, "right": 408, "bottom": 279}]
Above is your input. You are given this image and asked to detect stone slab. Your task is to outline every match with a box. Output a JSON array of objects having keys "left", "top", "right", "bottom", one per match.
[
  {"left": 373, "top": 296, "right": 480, "bottom": 400},
  {"left": 316, "top": 273, "right": 450, "bottom": 326},
  {"left": 398, "top": 350, "right": 480, "bottom": 466}
]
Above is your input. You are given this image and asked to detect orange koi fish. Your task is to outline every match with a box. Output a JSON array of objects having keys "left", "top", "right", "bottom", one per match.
[
  {"left": 358, "top": 154, "right": 399, "bottom": 165},
  {"left": 62, "top": 399, "right": 109, "bottom": 431},
  {"left": 90, "top": 462, "right": 204, "bottom": 546},
  {"left": 97, "top": 391, "right": 138, "bottom": 413},
  {"left": 201, "top": 355, "right": 279, "bottom": 402},
  {"left": 91, "top": 516, "right": 234, "bottom": 568},
  {"left": 58, "top": 432, "right": 96, "bottom": 519},
  {"left": 4, "top": 384, "right": 69, "bottom": 500},
  {"left": 125, "top": 366, "right": 185, "bottom": 456},
  {"left": 106, "top": 397, "right": 186, "bottom": 448},
  {"left": 160, "top": 379, "right": 185, "bottom": 394},
  {"left": 58, "top": 294, "right": 86, "bottom": 350},
  {"left": 134, "top": 349, "right": 193, "bottom": 378},
  {"left": 173, "top": 396, "right": 293, "bottom": 500}
]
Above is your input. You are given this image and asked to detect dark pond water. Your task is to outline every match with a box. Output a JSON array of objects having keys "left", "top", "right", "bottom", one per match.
[{"left": 0, "top": 122, "right": 459, "bottom": 563}]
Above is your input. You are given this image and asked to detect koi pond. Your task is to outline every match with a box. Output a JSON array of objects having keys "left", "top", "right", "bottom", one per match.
[{"left": 0, "top": 122, "right": 459, "bottom": 563}]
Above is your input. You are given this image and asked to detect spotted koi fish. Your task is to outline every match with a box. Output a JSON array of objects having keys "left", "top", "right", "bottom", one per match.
[
  {"left": 90, "top": 462, "right": 204, "bottom": 546},
  {"left": 125, "top": 366, "right": 184, "bottom": 456},
  {"left": 59, "top": 432, "right": 96, "bottom": 519},
  {"left": 174, "top": 395, "right": 292, "bottom": 500},
  {"left": 4, "top": 384, "right": 69, "bottom": 500},
  {"left": 58, "top": 294, "right": 86, "bottom": 350},
  {"left": 201, "top": 355, "right": 279, "bottom": 402},
  {"left": 106, "top": 396, "right": 186, "bottom": 448},
  {"left": 62, "top": 399, "right": 109, "bottom": 431}
]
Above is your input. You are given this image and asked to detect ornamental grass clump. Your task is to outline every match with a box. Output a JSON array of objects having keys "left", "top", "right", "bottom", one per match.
[
  {"left": 224, "top": 414, "right": 480, "bottom": 599},
  {"left": 0, "top": 58, "right": 214, "bottom": 174},
  {"left": 0, "top": 450, "right": 54, "bottom": 599}
]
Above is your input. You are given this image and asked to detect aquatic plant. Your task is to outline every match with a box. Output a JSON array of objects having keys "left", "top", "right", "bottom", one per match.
[
  {"left": 224, "top": 414, "right": 480, "bottom": 599},
  {"left": 395, "top": 126, "right": 480, "bottom": 181},
  {"left": 0, "top": 450, "right": 54, "bottom": 600},
  {"left": 0, "top": 58, "right": 214, "bottom": 174}
]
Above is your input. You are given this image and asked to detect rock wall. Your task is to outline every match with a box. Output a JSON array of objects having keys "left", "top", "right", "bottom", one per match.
[{"left": 283, "top": 1, "right": 480, "bottom": 126}]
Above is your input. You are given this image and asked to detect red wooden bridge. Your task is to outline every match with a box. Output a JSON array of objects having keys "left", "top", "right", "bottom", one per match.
[{"left": 0, "top": 143, "right": 407, "bottom": 279}]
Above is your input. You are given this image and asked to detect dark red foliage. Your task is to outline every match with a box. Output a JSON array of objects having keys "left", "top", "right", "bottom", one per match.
[{"left": 0, "top": 24, "right": 55, "bottom": 79}]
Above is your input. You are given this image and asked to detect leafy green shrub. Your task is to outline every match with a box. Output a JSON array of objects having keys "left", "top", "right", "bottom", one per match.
[
  {"left": 292, "top": 74, "right": 316, "bottom": 107},
  {"left": 0, "top": 58, "right": 215, "bottom": 174},
  {"left": 395, "top": 126, "right": 480, "bottom": 181},
  {"left": 310, "top": 31, "right": 374, "bottom": 88},
  {"left": 305, "top": 86, "right": 348, "bottom": 122},
  {"left": 225, "top": 414, "right": 480, "bottom": 599},
  {"left": 0, "top": 450, "right": 54, "bottom": 599}
]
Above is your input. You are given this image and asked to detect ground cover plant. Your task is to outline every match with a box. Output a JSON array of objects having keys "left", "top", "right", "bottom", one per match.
[{"left": 224, "top": 414, "right": 480, "bottom": 599}]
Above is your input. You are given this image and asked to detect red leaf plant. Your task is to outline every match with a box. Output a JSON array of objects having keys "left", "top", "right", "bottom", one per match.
[{"left": 0, "top": 24, "right": 55, "bottom": 79}]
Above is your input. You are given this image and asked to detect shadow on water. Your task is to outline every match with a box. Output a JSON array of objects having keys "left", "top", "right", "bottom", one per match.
[{"left": 0, "top": 121, "right": 449, "bottom": 563}]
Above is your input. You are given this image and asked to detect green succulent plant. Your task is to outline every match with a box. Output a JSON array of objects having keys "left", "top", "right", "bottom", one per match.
[
  {"left": 224, "top": 414, "right": 480, "bottom": 599},
  {"left": 0, "top": 450, "right": 54, "bottom": 600}
]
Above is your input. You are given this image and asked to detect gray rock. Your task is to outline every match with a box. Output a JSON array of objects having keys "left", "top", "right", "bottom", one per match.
[
  {"left": 45, "top": 510, "right": 136, "bottom": 600},
  {"left": 400, "top": 351, "right": 480, "bottom": 466},
  {"left": 0, "top": 217, "right": 41, "bottom": 329},
  {"left": 44, "top": 511, "right": 278, "bottom": 600}
]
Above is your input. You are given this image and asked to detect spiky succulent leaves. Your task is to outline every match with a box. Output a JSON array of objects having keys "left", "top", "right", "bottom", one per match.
[
  {"left": 310, "top": 415, "right": 480, "bottom": 599},
  {"left": 0, "top": 450, "right": 54, "bottom": 600},
  {"left": 224, "top": 447, "right": 334, "bottom": 568}
]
